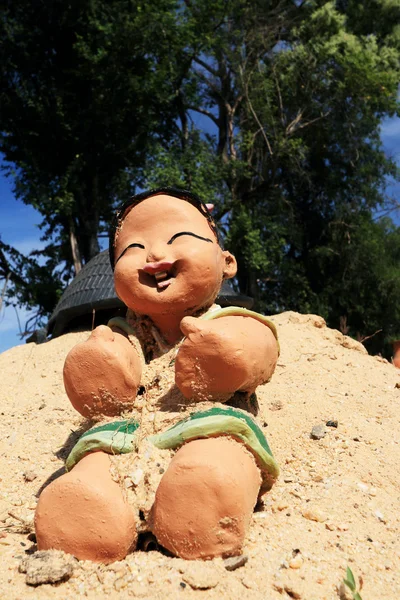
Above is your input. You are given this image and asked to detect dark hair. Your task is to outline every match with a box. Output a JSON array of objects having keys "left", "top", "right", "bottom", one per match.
[{"left": 109, "top": 186, "right": 221, "bottom": 269}]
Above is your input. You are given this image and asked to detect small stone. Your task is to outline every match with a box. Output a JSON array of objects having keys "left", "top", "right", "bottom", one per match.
[
  {"left": 23, "top": 471, "right": 38, "bottom": 482},
  {"left": 130, "top": 468, "right": 144, "bottom": 486},
  {"left": 312, "top": 316, "right": 326, "bottom": 328},
  {"left": 241, "top": 576, "right": 257, "bottom": 590},
  {"left": 302, "top": 507, "right": 327, "bottom": 523},
  {"left": 182, "top": 562, "right": 220, "bottom": 589},
  {"left": 19, "top": 550, "right": 77, "bottom": 586},
  {"left": 325, "top": 522, "right": 335, "bottom": 531},
  {"left": 310, "top": 425, "right": 326, "bottom": 440},
  {"left": 114, "top": 575, "right": 130, "bottom": 590},
  {"left": 289, "top": 555, "right": 303, "bottom": 569},
  {"left": 224, "top": 555, "right": 248, "bottom": 571},
  {"left": 374, "top": 510, "right": 386, "bottom": 523},
  {"left": 326, "top": 420, "right": 338, "bottom": 428},
  {"left": 357, "top": 482, "right": 369, "bottom": 493}
]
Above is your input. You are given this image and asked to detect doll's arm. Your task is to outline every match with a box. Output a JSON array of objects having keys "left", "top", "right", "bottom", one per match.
[
  {"left": 175, "top": 314, "right": 278, "bottom": 400},
  {"left": 63, "top": 324, "right": 142, "bottom": 418}
]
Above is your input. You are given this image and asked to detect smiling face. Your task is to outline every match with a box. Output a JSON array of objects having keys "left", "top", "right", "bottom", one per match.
[{"left": 113, "top": 194, "right": 237, "bottom": 318}]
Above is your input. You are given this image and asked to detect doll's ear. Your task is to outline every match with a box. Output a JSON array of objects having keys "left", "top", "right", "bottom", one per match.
[{"left": 222, "top": 251, "right": 237, "bottom": 280}]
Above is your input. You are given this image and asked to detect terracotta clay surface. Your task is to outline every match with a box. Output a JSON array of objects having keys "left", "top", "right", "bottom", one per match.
[
  {"left": 175, "top": 315, "right": 279, "bottom": 400},
  {"left": 113, "top": 194, "right": 237, "bottom": 343},
  {"left": 63, "top": 325, "right": 142, "bottom": 417},
  {"left": 392, "top": 340, "right": 400, "bottom": 368},
  {"left": 151, "top": 437, "right": 261, "bottom": 559},
  {"left": 35, "top": 193, "right": 279, "bottom": 566},
  {"left": 35, "top": 452, "right": 137, "bottom": 563}
]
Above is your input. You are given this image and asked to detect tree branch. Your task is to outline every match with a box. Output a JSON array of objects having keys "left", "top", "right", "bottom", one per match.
[
  {"left": 286, "top": 111, "right": 331, "bottom": 136},
  {"left": 193, "top": 56, "right": 219, "bottom": 78},
  {"left": 245, "top": 87, "right": 273, "bottom": 157},
  {"left": 187, "top": 105, "right": 219, "bottom": 127}
]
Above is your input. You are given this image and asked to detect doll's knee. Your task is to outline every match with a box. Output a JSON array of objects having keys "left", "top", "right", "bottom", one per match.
[{"left": 150, "top": 437, "right": 261, "bottom": 559}]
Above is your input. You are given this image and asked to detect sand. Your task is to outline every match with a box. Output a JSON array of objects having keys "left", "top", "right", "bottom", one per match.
[{"left": 0, "top": 311, "right": 398, "bottom": 599}]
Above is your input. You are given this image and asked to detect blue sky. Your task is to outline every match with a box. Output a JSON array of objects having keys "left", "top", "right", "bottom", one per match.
[{"left": 0, "top": 116, "right": 399, "bottom": 354}]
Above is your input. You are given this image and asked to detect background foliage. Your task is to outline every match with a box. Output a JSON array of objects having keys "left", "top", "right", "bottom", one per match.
[{"left": 0, "top": 0, "right": 399, "bottom": 355}]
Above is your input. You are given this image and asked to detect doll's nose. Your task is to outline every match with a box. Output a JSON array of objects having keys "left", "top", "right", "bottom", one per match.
[{"left": 146, "top": 242, "right": 168, "bottom": 263}]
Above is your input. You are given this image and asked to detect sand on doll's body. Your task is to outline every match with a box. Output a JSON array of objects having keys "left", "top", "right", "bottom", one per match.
[{"left": 0, "top": 310, "right": 399, "bottom": 599}]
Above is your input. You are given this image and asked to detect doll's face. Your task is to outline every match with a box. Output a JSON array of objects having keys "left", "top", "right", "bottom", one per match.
[{"left": 113, "top": 194, "right": 237, "bottom": 316}]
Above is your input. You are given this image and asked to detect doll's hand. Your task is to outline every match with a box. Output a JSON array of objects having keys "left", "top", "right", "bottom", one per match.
[
  {"left": 175, "top": 315, "right": 278, "bottom": 400},
  {"left": 63, "top": 325, "right": 142, "bottom": 417}
]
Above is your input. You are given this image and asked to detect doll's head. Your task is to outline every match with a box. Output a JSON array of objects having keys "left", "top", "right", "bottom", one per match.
[{"left": 109, "top": 188, "right": 237, "bottom": 318}]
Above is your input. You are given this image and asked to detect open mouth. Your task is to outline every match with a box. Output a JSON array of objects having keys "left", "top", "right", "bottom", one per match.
[
  {"left": 142, "top": 261, "right": 176, "bottom": 291},
  {"left": 153, "top": 270, "right": 175, "bottom": 290}
]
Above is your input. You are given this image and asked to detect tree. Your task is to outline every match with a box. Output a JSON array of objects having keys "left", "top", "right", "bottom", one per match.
[
  {"left": 0, "top": 0, "right": 187, "bottom": 330},
  {"left": 1, "top": 0, "right": 400, "bottom": 354},
  {"left": 142, "top": 0, "right": 400, "bottom": 353},
  {"left": 0, "top": 0, "right": 181, "bottom": 269}
]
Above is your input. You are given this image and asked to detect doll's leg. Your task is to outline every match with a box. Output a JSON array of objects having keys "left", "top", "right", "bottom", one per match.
[
  {"left": 151, "top": 437, "right": 261, "bottom": 559},
  {"left": 35, "top": 452, "right": 137, "bottom": 563}
]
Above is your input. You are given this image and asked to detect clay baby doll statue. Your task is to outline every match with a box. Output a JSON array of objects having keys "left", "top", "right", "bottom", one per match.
[{"left": 35, "top": 188, "right": 280, "bottom": 563}]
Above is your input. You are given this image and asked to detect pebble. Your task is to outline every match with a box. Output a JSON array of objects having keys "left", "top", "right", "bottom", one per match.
[
  {"left": 23, "top": 471, "right": 38, "bottom": 482},
  {"left": 374, "top": 510, "right": 386, "bottom": 523},
  {"left": 310, "top": 425, "right": 326, "bottom": 440},
  {"left": 19, "top": 550, "right": 77, "bottom": 586},
  {"left": 289, "top": 555, "right": 303, "bottom": 569},
  {"left": 326, "top": 420, "right": 338, "bottom": 428},
  {"left": 181, "top": 563, "right": 220, "bottom": 589},
  {"left": 241, "top": 576, "right": 257, "bottom": 590},
  {"left": 224, "top": 555, "right": 248, "bottom": 571},
  {"left": 357, "top": 482, "right": 369, "bottom": 492},
  {"left": 302, "top": 507, "right": 327, "bottom": 523},
  {"left": 130, "top": 468, "right": 144, "bottom": 486}
]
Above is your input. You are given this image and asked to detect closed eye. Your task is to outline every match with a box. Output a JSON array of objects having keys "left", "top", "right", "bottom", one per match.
[
  {"left": 167, "top": 231, "right": 213, "bottom": 245},
  {"left": 115, "top": 243, "right": 145, "bottom": 264}
]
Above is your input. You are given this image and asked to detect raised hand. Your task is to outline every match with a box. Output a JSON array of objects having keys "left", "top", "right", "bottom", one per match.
[
  {"left": 63, "top": 325, "right": 142, "bottom": 417},
  {"left": 175, "top": 315, "right": 278, "bottom": 400}
]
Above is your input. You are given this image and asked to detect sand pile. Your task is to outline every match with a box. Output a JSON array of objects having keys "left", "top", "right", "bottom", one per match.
[{"left": 0, "top": 311, "right": 398, "bottom": 599}]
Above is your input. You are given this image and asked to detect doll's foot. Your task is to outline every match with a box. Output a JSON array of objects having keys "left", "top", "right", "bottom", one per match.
[
  {"left": 35, "top": 452, "right": 137, "bottom": 563},
  {"left": 150, "top": 437, "right": 261, "bottom": 559}
]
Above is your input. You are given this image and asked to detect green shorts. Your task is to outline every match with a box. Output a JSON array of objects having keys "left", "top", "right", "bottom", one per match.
[{"left": 65, "top": 407, "right": 279, "bottom": 493}]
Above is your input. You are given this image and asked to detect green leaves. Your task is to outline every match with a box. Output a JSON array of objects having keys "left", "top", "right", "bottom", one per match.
[{"left": 343, "top": 566, "right": 363, "bottom": 600}]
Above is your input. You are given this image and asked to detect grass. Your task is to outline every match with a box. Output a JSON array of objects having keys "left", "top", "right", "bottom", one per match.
[{"left": 343, "top": 566, "right": 363, "bottom": 600}]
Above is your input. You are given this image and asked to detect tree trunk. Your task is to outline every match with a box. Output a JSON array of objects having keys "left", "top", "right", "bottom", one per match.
[{"left": 69, "top": 220, "right": 82, "bottom": 274}]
